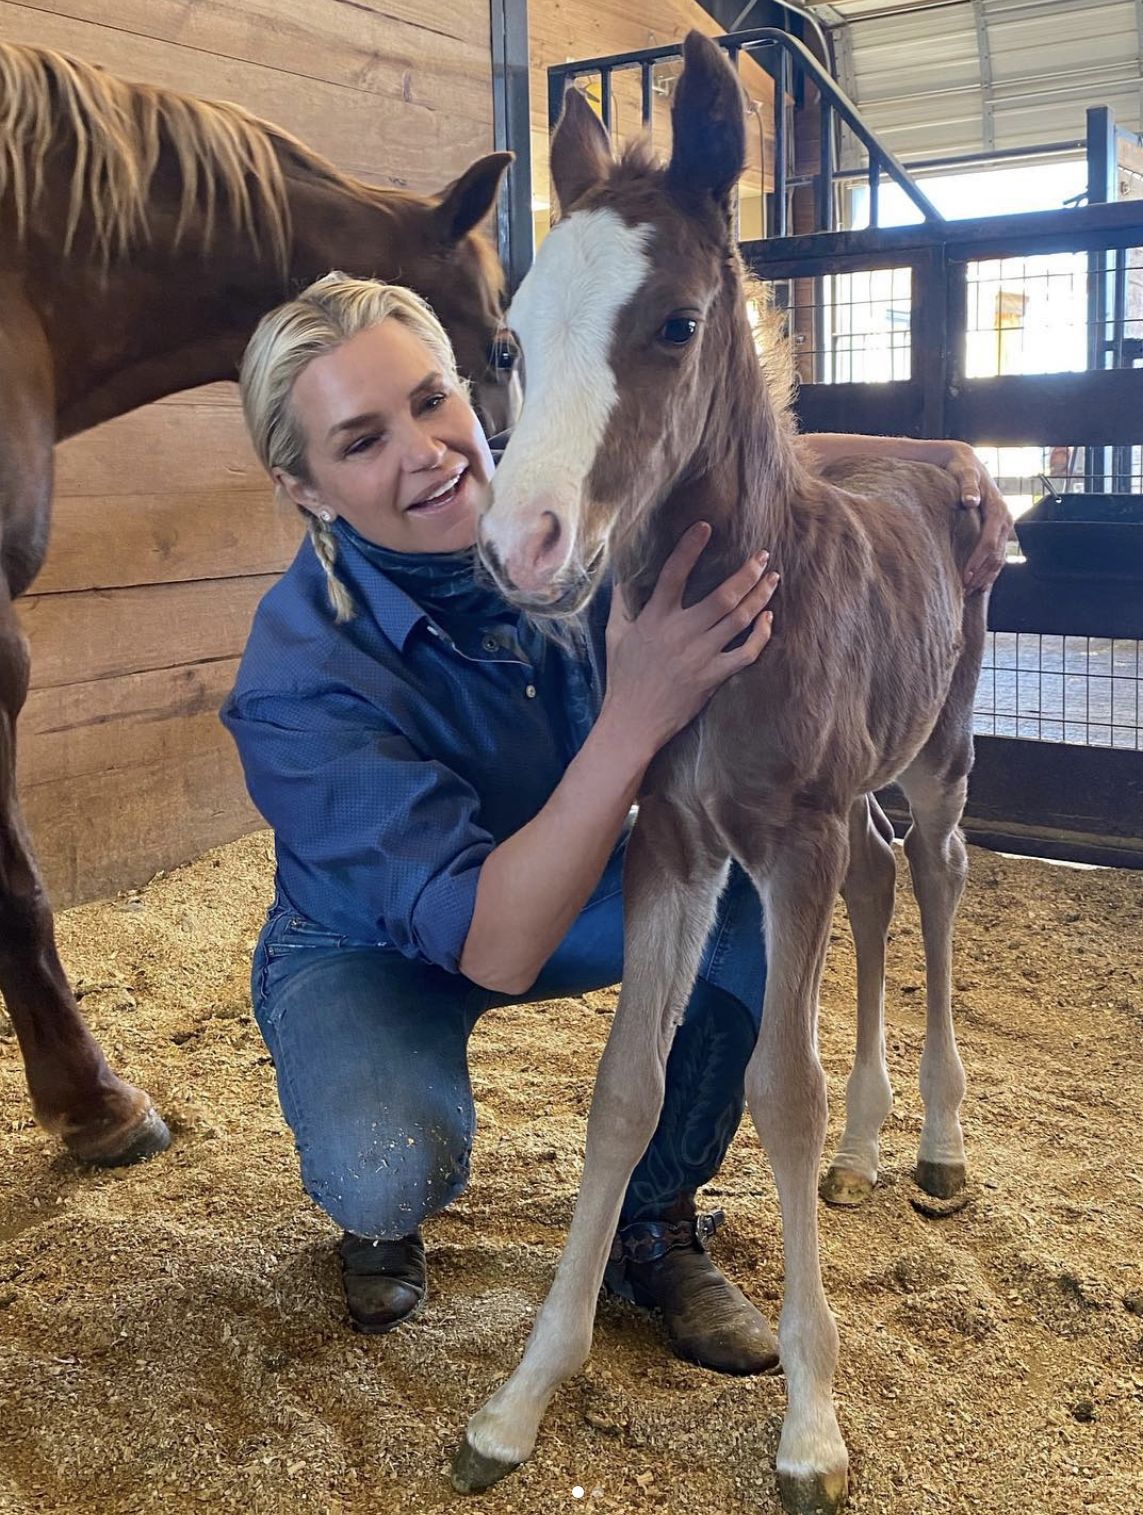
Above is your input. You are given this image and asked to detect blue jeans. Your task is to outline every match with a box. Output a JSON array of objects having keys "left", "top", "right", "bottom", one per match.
[{"left": 251, "top": 847, "right": 767, "bottom": 1240}]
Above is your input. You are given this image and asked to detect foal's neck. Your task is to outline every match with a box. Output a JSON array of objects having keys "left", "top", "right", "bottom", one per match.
[{"left": 620, "top": 290, "right": 806, "bottom": 609}]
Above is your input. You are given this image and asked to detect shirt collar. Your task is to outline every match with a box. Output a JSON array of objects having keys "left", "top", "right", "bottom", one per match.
[{"left": 330, "top": 518, "right": 503, "bottom": 653}]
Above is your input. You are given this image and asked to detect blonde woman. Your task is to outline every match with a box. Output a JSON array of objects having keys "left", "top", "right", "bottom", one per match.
[{"left": 224, "top": 274, "right": 1010, "bottom": 1359}]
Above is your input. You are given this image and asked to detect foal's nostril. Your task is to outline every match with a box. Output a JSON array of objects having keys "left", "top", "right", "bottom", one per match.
[{"left": 537, "top": 511, "right": 562, "bottom": 564}]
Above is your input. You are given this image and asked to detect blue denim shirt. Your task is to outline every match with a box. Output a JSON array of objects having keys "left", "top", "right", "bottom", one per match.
[{"left": 221, "top": 510, "right": 609, "bottom": 975}]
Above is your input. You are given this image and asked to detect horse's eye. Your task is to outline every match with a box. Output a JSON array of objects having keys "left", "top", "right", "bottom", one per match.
[
  {"left": 489, "top": 333, "right": 518, "bottom": 372},
  {"left": 658, "top": 316, "right": 698, "bottom": 346}
]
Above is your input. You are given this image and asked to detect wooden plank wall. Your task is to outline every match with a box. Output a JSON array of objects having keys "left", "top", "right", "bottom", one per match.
[
  {"left": 9, "top": 0, "right": 494, "bottom": 907},
  {"left": 530, "top": 0, "right": 776, "bottom": 243}
]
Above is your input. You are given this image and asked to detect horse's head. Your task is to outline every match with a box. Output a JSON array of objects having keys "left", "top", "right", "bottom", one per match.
[
  {"left": 405, "top": 152, "right": 522, "bottom": 436},
  {"left": 479, "top": 31, "right": 748, "bottom": 612}
]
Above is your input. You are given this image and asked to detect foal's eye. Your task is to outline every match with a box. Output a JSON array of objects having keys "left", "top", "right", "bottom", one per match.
[{"left": 658, "top": 316, "right": 699, "bottom": 346}]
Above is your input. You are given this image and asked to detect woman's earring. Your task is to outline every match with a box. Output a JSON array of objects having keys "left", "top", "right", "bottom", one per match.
[{"left": 318, "top": 509, "right": 333, "bottom": 524}]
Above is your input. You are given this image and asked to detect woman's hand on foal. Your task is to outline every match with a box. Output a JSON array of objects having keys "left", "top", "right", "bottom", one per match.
[
  {"left": 603, "top": 521, "right": 777, "bottom": 755},
  {"left": 940, "top": 442, "right": 1015, "bottom": 594}
]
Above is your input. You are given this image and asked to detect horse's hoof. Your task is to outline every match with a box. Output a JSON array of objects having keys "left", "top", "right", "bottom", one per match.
[
  {"left": 915, "top": 1159, "right": 966, "bottom": 1200},
  {"left": 451, "top": 1437, "right": 521, "bottom": 1493},
  {"left": 69, "top": 1105, "right": 172, "bottom": 1168},
  {"left": 778, "top": 1467, "right": 848, "bottom": 1515},
  {"left": 819, "top": 1164, "right": 875, "bottom": 1209}
]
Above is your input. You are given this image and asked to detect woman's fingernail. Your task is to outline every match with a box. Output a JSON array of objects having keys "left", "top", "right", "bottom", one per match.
[
  {"left": 768, "top": 571, "right": 780, "bottom": 584},
  {"left": 965, "top": 493, "right": 981, "bottom": 504},
  {"left": 758, "top": 549, "right": 770, "bottom": 564}
]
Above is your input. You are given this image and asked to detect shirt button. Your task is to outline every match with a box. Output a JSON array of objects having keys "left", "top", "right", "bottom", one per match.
[
  {"left": 524, "top": 683, "right": 537, "bottom": 699},
  {"left": 482, "top": 634, "right": 499, "bottom": 652}
]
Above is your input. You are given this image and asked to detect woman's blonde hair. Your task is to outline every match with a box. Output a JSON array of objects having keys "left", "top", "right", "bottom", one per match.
[{"left": 239, "top": 271, "right": 464, "bottom": 621}]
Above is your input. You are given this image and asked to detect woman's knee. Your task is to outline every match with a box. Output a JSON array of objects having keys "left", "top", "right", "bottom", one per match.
[{"left": 296, "top": 1087, "right": 474, "bottom": 1240}]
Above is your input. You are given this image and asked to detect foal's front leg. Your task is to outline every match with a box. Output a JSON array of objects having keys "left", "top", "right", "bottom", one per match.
[
  {"left": 454, "top": 796, "right": 728, "bottom": 1492},
  {"left": 743, "top": 819, "right": 850, "bottom": 1515}
]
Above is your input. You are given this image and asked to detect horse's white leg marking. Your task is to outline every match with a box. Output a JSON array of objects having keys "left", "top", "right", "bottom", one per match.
[
  {"left": 822, "top": 795, "right": 896, "bottom": 1207},
  {"left": 898, "top": 758, "right": 969, "bottom": 1197},
  {"left": 742, "top": 821, "right": 849, "bottom": 1513},
  {"left": 481, "top": 209, "right": 651, "bottom": 580},
  {"left": 457, "top": 805, "right": 727, "bottom": 1484}
]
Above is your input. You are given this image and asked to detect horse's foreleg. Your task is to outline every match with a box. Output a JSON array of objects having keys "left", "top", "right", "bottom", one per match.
[
  {"left": 899, "top": 755, "right": 970, "bottom": 1199},
  {"left": 454, "top": 795, "right": 728, "bottom": 1492},
  {"left": 742, "top": 818, "right": 849, "bottom": 1515},
  {"left": 0, "top": 296, "right": 169, "bottom": 1165},
  {"left": 0, "top": 590, "right": 169, "bottom": 1164},
  {"left": 821, "top": 794, "right": 896, "bottom": 1209}
]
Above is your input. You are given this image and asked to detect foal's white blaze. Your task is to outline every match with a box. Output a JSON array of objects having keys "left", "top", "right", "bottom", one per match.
[{"left": 481, "top": 208, "right": 651, "bottom": 592}]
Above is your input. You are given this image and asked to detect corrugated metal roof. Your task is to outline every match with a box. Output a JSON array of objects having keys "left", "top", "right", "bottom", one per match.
[{"left": 813, "top": 0, "right": 1143, "bottom": 164}]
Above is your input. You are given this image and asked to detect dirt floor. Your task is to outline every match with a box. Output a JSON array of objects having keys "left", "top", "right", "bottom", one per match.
[{"left": 1, "top": 834, "right": 1142, "bottom": 1515}]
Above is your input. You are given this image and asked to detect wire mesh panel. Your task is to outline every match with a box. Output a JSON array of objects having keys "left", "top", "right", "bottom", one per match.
[
  {"left": 964, "top": 246, "right": 1143, "bottom": 378},
  {"left": 974, "top": 634, "right": 1142, "bottom": 750},
  {"left": 769, "top": 266, "right": 912, "bottom": 383}
]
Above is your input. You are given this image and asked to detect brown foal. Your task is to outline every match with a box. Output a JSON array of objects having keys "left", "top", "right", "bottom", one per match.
[
  {"left": 465, "top": 33, "right": 986, "bottom": 1515},
  {"left": 0, "top": 42, "right": 513, "bottom": 1166}
]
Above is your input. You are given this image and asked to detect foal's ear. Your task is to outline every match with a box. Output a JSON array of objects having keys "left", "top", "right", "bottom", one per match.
[
  {"left": 667, "top": 31, "right": 747, "bottom": 221},
  {"left": 434, "top": 152, "right": 513, "bottom": 243},
  {"left": 550, "top": 87, "right": 613, "bottom": 213}
]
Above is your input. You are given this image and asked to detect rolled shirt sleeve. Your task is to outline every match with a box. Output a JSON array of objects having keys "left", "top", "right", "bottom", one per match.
[{"left": 222, "top": 691, "right": 492, "bottom": 974}]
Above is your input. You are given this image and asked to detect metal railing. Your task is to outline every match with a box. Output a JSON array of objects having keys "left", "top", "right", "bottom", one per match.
[{"left": 547, "top": 28, "right": 943, "bottom": 237}]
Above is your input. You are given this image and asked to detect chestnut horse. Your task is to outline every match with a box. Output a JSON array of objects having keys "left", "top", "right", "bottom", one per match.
[
  {"left": 462, "top": 33, "right": 986, "bottom": 1515},
  {"left": 0, "top": 42, "right": 514, "bottom": 1167}
]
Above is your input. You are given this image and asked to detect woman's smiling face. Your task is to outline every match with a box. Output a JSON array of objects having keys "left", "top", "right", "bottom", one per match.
[{"left": 277, "top": 317, "right": 495, "bottom": 554}]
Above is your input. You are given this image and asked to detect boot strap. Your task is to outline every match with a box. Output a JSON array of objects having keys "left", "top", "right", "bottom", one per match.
[{"left": 608, "top": 1209, "right": 725, "bottom": 1266}]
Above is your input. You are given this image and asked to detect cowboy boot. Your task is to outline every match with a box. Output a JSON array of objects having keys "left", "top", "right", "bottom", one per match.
[
  {"left": 604, "top": 1200, "right": 779, "bottom": 1375},
  {"left": 338, "top": 1230, "right": 427, "bottom": 1334}
]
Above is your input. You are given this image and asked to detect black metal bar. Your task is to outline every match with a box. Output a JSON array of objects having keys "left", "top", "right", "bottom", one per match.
[
  {"left": 946, "top": 256, "right": 968, "bottom": 392},
  {"left": 832, "top": 140, "right": 1086, "bottom": 181},
  {"left": 1112, "top": 246, "right": 1132, "bottom": 490},
  {"left": 947, "top": 369, "right": 1143, "bottom": 446},
  {"left": 600, "top": 68, "right": 613, "bottom": 133},
  {"left": 772, "top": 47, "right": 787, "bottom": 238},
  {"left": 489, "top": 0, "right": 533, "bottom": 295},
  {"left": 549, "top": 67, "right": 566, "bottom": 131},
  {"left": 738, "top": 197, "right": 1143, "bottom": 275},
  {"left": 868, "top": 156, "right": 880, "bottom": 228},
  {"left": 913, "top": 247, "right": 948, "bottom": 435},
  {"left": 817, "top": 92, "right": 833, "bottom": 233},
  {"left": 1084, "top": 108, "right": 1116, "bottom": 491},
  {"left": 641, "top": 61, "right": 653, "bottom": 129},
  {"left": 792, "top": 378, "right": 924, "bottom": 436},
  {"left": 1086, "top": 104, "right": 1116, "bottom": 205}
]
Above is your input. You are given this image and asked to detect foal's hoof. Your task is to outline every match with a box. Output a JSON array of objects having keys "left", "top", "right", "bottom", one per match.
[
  {"left": 915, "top": 1159, "right": 966, "bottom": 1200},
  {"left": 819, "top": 1165, "right": 875, "bottom": 1209},
  {"left": 68, "top": 1105, "right": 172, "bottom": 1168},
  {"left": 451, "top": 1437, "right": 520, "bottom": 1493},
  {"left": 778, "top": 1467, "right": 849, "bottom": 1515}
]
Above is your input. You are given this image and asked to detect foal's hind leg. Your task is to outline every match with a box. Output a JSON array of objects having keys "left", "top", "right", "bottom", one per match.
[
  {"left": 0, "top": 297, "right": 169, "bottom": 1165},
  {"left": 897, "top": 753, "right": 970, "bottom": 1199},
  {"left": 821, "top": 794, "right": 896, "bottom": 1209},
  {"left": 740, "top": 816, "right": 850, "bottom": 1515},
  {"left": 454, "top": 794, "right": 728, "bottom": 1492}
]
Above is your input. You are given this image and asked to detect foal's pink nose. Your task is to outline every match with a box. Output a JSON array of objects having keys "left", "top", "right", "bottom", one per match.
[{"left": 509, "top": 510, "right": 564, "bottom": 592}]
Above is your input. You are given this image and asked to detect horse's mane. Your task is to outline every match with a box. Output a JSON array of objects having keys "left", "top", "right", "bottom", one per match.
[{"left": 0, "top": 42, "right": 379, "bottom": 268}]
